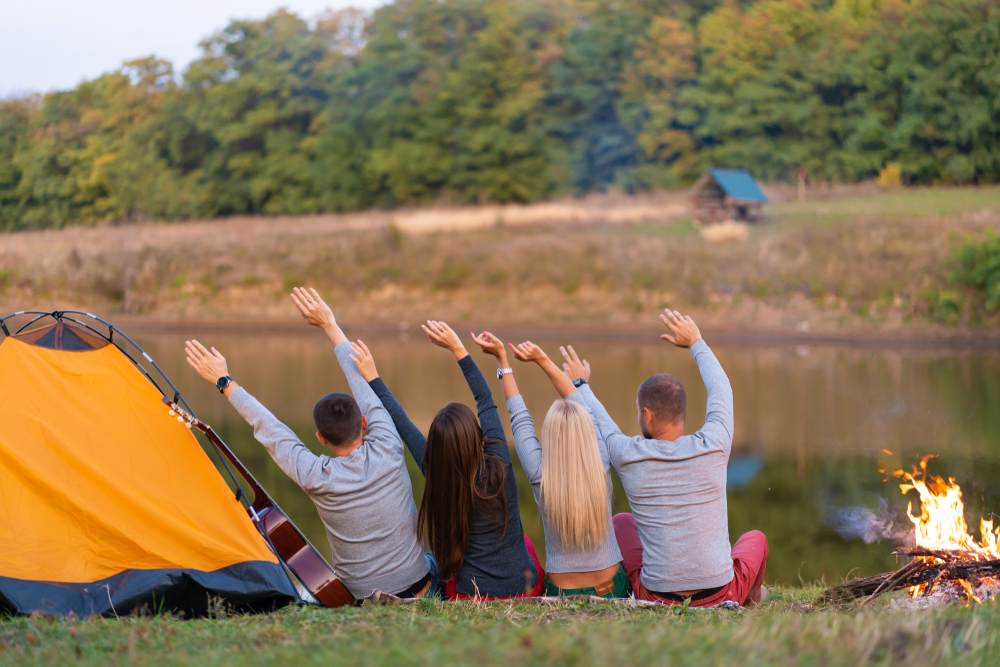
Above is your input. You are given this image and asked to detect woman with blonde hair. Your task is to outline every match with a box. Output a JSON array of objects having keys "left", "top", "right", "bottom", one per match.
[{"left": 472, "top": 333, "right": 630, "bottom": 598}]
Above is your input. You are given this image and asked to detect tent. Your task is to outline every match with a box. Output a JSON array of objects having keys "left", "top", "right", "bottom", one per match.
[{"left": 0, "top": 311, "right": 298, "bottom": 616}]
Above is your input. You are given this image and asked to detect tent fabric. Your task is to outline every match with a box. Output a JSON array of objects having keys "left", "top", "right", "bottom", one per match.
[
  {"left": 708, "top": 168, "right": 768, "bottom": 203},
  {"left": 0, "top": 335, "right": 297, "bottom": 616}
]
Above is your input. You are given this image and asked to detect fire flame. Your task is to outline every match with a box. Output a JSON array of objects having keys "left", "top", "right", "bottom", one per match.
[
  {"left": 893, "top": 456, "right": 1000, "bottom": 601},
  {"left": 894, "top": 456, "right": 1000, "bottom": 559}
]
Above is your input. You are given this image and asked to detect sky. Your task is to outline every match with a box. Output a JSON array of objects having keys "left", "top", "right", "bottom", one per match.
[{"left": 0, "top": 0, "right": 385, "bottom": 97}]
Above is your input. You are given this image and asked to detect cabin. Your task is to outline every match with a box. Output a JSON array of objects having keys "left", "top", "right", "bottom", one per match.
[{"left": 690, "top": 168, "right": 768, "bottom": 224}]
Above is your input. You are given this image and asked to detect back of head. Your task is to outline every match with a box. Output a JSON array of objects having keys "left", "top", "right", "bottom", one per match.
[
  {"left": 638, "top": 373, "right": 687, "bottom": 428},
  {"left": 312, "top": 393, "right": 363, "bottom": 446},
  {"left": 539, "top": 399, "right": 610, "bottom": 552},
  {"left": 419, "top": 402, "right": 507, "bottom": 579}
]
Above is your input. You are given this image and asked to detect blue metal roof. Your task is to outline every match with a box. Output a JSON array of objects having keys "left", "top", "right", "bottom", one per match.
[{"left": 708, "top": 168, "right": 768, "bottom": 203}]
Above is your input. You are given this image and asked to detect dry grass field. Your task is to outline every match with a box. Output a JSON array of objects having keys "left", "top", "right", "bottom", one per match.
[{"left": 1, "top": 186, "right": 998, "bottom": 338}]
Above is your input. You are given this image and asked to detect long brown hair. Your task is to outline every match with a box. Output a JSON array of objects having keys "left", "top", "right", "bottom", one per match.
[{"left": 417, "top": 402, "right": 508, "bottom": 580}]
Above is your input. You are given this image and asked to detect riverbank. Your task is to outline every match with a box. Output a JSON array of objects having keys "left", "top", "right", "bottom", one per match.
[
  {"left": 1, "top": 589, "right": 998, "bottom": 666},
  {"left": 2, "top": 186, "right": 998, "bottom": 339}
]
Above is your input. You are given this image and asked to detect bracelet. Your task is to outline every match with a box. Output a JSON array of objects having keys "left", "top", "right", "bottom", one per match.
[{"left": 496, "top": 367, "right": 513, "bottom": 380}]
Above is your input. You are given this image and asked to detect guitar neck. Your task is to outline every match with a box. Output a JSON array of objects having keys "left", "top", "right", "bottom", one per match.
[{"left": 197, "top": 423, "right": 272, "bottom": 513}]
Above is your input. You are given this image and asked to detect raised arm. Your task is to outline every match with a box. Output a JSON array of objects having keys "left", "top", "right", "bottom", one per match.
[
  {"left": 509, "top": 340, "right": 575, "bottom": 398},
  {"left": 184, "top": 340, "right": 331, "bottom": 493},
  {"left": 659, "top": 309, "right": 733, "bottom": 452},
  {"left": 556, "top": 344, "right": 625, "bottom": 467},
  {"left": 506, "top": 395, "right": 543, "bottom": 486},
  {"left": 471, "top": 330, "right": 519, "bottom": 401},
  {"left": 350, "top": 340, "right": 428, "bottom": 473},
  {"left": 289, "top": 287, "right": 397, "bottom": 447},
  {"left": 422, "top": 320, "right": 506, "bottom": 451}
]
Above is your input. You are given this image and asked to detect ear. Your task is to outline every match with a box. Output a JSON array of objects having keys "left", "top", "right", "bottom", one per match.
[
  {"left": 641, "top": 406, "right": 655, "bottom": 427},
  {"left": 315, "top": 430, "right": 328, "bottom": 446}
]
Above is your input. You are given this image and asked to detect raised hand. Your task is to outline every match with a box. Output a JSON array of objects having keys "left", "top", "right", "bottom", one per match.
[
  {"left": 350, "top": 339, "right": 379, "bottom": 382},
  {"left": 659, "top": 309, "right": 702, "bottom": 348},
  {"left": 471, "top": 330, "right": 506, "bottom": 361},
  {"left": 421, "top": 320, "right": 467, "bottom": 359},
  {"left": 185, "top": 339, "right": 230, "bottom": 385},
  {"left": 510, "top": 340, "right": 548, "bottom": 364},
  {"left": 559, "top": 345, "right": 591, "bottom": 383},
  {"left": 290, "top": 286, "right": 336, "bottom": 331},
  {"left": 514, "top": 341, "right": 576, "bottom": 398}
]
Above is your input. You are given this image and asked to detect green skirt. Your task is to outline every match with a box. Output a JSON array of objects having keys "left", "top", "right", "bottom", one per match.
[{"left": 543, "top": 564, "right": 632, "bottom": 599}]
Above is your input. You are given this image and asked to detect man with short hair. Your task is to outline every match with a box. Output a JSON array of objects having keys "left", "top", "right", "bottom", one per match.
[
  {"left": 184, "top": 287, "right": 433, "bottom": 601},
  {"left": 561, "top": 309, "right": 767, "bottom": 606}
]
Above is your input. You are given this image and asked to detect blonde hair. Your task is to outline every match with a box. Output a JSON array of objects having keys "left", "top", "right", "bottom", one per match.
[{"left": 539, "top": 399, "right": 610, "bottom": 552}]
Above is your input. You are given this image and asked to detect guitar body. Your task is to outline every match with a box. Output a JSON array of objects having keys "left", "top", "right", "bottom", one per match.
[
  {"left": 255, "top": 505, "right": 355, "bottom": 607},
  {"left": 166, "top": 399, "right": 354, "bottom": 608}
]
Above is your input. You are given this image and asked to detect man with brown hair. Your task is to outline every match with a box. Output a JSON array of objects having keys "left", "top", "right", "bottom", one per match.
[{"left": 561, "top": 309, "right": 768, "bottom": 607}]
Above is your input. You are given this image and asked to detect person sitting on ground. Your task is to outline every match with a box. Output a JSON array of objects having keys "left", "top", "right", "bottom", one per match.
[
  {"left": 468, "top": 331, "right": 630, "bottom": 598},
  {"left": 349, "top": 322, "right": 542, "bottom": 599},
  {"left": 557, "top": 309, "right": 768, "bottom": 607},
  {"left": 183, "top": 287, "right": 435, "bottom": 601}
]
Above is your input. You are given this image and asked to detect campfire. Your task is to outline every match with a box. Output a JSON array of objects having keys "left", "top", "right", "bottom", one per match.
[{"left": 823, "top": 455, "right": 1000, "bottom": 606}]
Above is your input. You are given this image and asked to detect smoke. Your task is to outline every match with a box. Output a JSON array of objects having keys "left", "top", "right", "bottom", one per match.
[{"left": 828, "top": 497, "right": 911, "bottom": 544}]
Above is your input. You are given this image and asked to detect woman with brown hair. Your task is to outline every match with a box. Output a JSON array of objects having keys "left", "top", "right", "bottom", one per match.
[{"left": 350, "top": 321, "right": 542, "bottom": 599}]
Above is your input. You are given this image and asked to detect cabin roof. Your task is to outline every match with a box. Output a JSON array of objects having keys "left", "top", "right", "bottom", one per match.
[{"left": 705, "top": 168, "right": 768, "bottom": 203}]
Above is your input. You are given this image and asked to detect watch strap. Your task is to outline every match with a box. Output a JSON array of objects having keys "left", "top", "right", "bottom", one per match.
[
  {"left": 216, "top": 375, "right": 234, "bottom": 393},
  {"left": 496, "top": 367, "right": 513, "bottom": 380}
]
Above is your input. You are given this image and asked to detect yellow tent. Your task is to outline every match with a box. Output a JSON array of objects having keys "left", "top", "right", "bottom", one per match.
[{"left": 0, "top": 312, "right": 296, "bottom": 616}]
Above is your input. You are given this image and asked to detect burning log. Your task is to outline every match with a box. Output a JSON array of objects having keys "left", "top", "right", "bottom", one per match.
[
  {"left": 821, "top": 456, "right": 1000, "bottom": 606},
  {"left": 821, "top": 555, "right": 1000, "bottom": 604}
]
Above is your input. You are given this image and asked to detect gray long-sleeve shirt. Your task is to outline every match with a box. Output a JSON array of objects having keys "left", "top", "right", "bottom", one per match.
[
  {"left": 506, "top": 395, "right": 622, "bottom": 574},
  {"left": 568, "top": 339, "right": 734, "bottom": 593},
  {"left": 226, "top": 340, "right": 428, "bottom": 599}
]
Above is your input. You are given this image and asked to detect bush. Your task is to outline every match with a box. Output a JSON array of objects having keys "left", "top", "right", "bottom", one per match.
[
  {"left": 952, "top": 235, "right": 1000, "bottom": 313},
  {"left": 877, "top": 163, "right": 903, "bottom": 189}
]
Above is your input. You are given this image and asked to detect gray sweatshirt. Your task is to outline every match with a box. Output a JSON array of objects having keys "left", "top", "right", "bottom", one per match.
[
  {"left": 506, "top": 395, "right": 623, "bottom": 574},
  {"left": 226, "top": 340, "right": 428, "bottom": 599},
  {"left": 568, "top": 339, "right": 734, "bottom": 593}
]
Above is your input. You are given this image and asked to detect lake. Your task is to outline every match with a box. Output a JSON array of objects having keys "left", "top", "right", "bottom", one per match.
[{"left": 138, "top": 329, "right": 1000, "bottom": 587}]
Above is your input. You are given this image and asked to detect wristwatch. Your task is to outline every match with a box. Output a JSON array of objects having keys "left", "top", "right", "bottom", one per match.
[
  {"left": 572, "top": 378, "right": 588, "bottom": 388},
  {"left": 496, "top": 367, "right": 513, "bottom": 380},
  {"left": 216, "top": 375, "right": 234, "bottom": 393}
]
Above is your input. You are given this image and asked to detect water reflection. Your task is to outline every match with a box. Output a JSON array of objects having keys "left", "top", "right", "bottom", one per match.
[{"left": 140, "top": 332, "right": 1000, "bottom": 586}]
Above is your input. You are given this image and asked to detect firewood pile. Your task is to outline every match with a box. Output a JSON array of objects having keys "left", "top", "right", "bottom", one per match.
[{"left": 821, "top": 547, "right": 1000, "bottom": 605}]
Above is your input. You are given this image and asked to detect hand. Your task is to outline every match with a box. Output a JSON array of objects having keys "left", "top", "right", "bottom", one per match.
[
  {"left": 509, "top": 340, "right": 549, "bottom": 365},
  {"left": 559, "top": 345, "right": 591, "bottom": 382},
  {"left": 659, "top": 309, "right": 702, "bottom": 348},
  {"left": 350, "top": 339, "right": 379, "bottom": 382},
  {"left": 290, "top": 286, "right": 336, "bottom": 332},
  {"left": 421, "top": 320, "right": 467, "bottom": 358},
  {"left": 185, "top": 339, "right": 230, "bottom": 385},
  {"left": 471, "top": 330, "right": 507, "bottom": 362}
]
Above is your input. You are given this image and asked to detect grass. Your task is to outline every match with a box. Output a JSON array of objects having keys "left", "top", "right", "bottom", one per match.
[
  {"left": 1, "top": 588, "right": 999, "bottom": 666},
  {"left": 0, "top": 186, "right": 998, "bottom": 334}
]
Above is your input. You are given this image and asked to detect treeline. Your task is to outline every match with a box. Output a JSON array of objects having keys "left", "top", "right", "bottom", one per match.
[{"left": 0, "top": 0, "right": 997, "bottom": 230}]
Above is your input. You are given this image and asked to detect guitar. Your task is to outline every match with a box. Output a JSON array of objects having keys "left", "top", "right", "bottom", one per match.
[{"left": 164, "top": 398, "right": 355, "bottom": 608}]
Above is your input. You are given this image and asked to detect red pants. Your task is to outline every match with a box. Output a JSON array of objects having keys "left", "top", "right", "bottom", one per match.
[
  {"left": 444, "top": 533, "right": 545, "bottom": 600},
  {"left": 613, "top": 513, "right": 768, "bottom": 607}
]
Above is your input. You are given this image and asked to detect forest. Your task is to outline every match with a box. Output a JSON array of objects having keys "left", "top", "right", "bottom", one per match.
[{"left": 0, "top": 0, "right": 997, "bottom": 230}]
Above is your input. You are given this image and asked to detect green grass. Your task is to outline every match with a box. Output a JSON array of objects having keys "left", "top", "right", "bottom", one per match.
[{"left": 1, "top": 588, "right": 999, "bottom": 666}]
